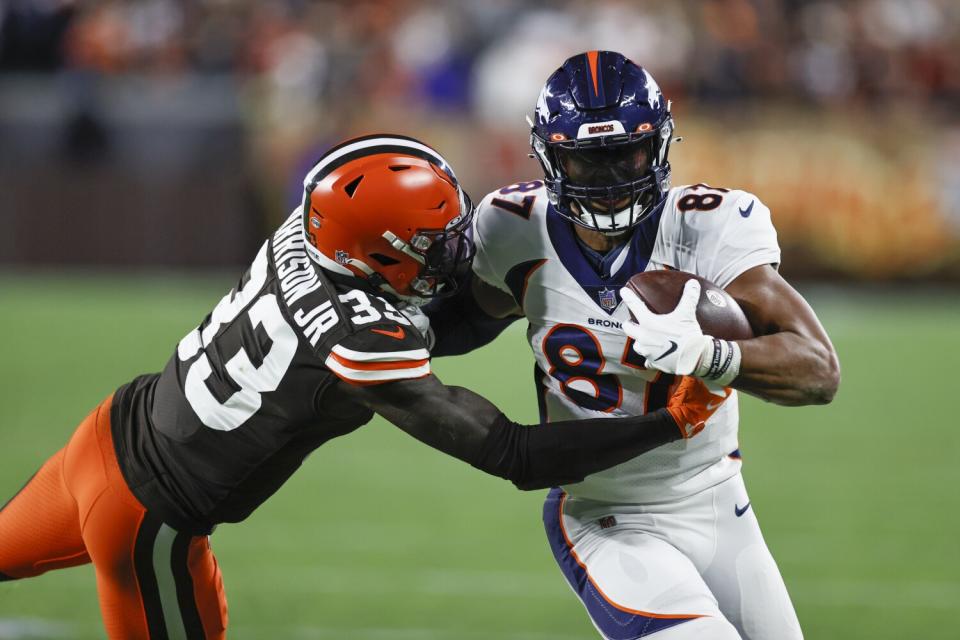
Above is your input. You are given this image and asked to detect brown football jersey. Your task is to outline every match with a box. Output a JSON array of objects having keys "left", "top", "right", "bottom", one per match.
[{"left": 111, "top": 212, "right": 430, "bottom": 533}]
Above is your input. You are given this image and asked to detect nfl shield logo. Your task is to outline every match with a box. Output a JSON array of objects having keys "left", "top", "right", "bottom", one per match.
[
  {"left": 335, "top": 250, "right": 350, "bottom": 264},
  {"left": 598, "top": 288, "right": 618, "bottom": 310}
]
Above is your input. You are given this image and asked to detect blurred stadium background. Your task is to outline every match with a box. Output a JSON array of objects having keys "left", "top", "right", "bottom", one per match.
[{"left": 1, "top": 1, "right": 958, "bottom": 638}]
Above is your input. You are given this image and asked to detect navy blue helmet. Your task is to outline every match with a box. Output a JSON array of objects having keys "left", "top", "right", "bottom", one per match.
[{"left": 530, "top": 51, "right": 675, "bottom": 234}]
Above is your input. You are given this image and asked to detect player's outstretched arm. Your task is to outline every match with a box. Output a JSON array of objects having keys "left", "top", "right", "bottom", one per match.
[
  {"left": 421, "top": 272, "right": 522, "bottom": 357},
  {"left": 725, "top": 264, "right": 840, "bottom": 406},
  {"left": 337, "top": 375, "right": 723, "bottom": 490}
]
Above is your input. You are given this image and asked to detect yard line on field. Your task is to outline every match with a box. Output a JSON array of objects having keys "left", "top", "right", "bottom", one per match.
[
  {"left": 298, "top": 628, "right": 591, "bottom": 640},
  {"left": 230, "top": 625, "right": 591, "bottom": 640},
  {"left": 235, "top": 564, "right": 564, "bottom": 598},
  {"left": 0, "top": 618, "right": 74, "bottom": 639},
  {"left": 230, "top": 563, "right": 960, "bottom": 611},
  {"left": 789, "top": 578, "right": 960, "bottom": 610}
]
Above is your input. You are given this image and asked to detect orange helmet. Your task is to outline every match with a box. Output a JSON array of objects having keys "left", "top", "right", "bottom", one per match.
[{"left": 301, "top": 134, "right": 474, "bottom": 305}]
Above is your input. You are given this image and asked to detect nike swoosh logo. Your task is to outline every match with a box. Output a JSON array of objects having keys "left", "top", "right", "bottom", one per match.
[
  {"left": 735, "top": 502, "right": 751, "bottom": 517},
  {"left": 739, "top": 201, "right": 755, "bottom": 218},
  {"left": 706, "top": 400, "right": 722, "bottom": 411},
  {"left": 371, "top": 326, "right": 406, "bottom": 340},
  {"left": 654, "top": 340, "right": 678, "bottom": 361}
]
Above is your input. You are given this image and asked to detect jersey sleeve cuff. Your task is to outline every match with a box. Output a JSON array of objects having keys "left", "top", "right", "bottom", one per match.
[
  {"left": 711, "top": 248, "right": 782, "bottom": 289},
  {"left": 325, "top": 345, "right": 431, "bottom": 385}
]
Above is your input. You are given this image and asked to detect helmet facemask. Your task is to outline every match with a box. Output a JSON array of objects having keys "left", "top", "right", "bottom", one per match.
[
  {"left": 534, "top": 118, "right": 674, "bottom": 235},
  {"left": 529, "top": 51, "right": 677, "bottom": 235},
  {"left": 382, "top": 190, "right": 475, "bottom": 305}
]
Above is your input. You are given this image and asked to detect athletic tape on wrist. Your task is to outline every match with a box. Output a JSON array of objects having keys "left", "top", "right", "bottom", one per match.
[
  {"left": 708, "top": 337, "right": 723, "bottom": 377},
  {"left": 696, "top": 338, "right": 741, "bottom": 386},
  {"left": 694, "top": 338, "right": 715, "bottom": 378},
  {"left": 716, "top": 342, "right": 741, "bottom": 386}
]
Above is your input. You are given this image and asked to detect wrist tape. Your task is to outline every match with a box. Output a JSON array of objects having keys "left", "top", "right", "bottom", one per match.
[{"left": 695, "top": 337, "right": 741, "bottom": 387}]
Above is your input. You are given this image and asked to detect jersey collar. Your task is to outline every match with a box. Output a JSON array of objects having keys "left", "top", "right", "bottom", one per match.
[{"left": 545, "top": 204, "right": 661, "bottom": 315}]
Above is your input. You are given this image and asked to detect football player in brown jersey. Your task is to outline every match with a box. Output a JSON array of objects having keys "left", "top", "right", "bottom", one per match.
[{"left": 0, "top": 135, "right": 728, "bottom": 639}]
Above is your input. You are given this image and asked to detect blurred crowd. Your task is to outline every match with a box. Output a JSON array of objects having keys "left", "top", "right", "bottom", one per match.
[
  {"left": 2, "top": 0, "right": 958, "bottom": 118},
  {"left": 2, "top": 0, "right": 959, "bottom": 279}
]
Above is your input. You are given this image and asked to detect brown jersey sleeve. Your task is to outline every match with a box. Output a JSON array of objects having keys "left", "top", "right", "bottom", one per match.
[{"left": 320, "top": 289, "right": 432, "bottom": 386}]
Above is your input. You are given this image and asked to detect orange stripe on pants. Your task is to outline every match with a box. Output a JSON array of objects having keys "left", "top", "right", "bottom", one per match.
[{"left": 0, "top": 395, "right": 227, "bottom": 639}]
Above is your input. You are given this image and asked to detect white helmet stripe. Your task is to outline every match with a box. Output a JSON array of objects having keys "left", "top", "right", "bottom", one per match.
[{"left": 303, "top": 136, "right": 450, "bottom": 188}]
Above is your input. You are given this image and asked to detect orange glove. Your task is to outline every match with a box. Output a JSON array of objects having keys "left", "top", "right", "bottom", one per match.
[{"left": 665, "top": 376, "right": 732, "bottom": 439}]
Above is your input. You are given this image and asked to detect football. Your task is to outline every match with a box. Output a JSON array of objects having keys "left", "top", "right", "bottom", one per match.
[{"left": 624, "top": 270, "right": 755, "bottom": 340}]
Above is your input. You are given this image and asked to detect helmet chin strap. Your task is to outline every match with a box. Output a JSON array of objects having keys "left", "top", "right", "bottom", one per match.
[
  {"left": 602, "top": 228, "right": 631, "bottom": 238},
  {"left": 572, "top": 200, "right": 636, "bottom": 235},
  {"left": 379, "top": 230, "right": 436, "bottom": 305},
  {"left": 346, "top": 246, "right": 429, "bottom": 307}
]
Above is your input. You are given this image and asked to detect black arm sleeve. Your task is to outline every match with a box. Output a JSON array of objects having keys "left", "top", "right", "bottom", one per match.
[
  {"left": 421, "top": 272, "right": 519, "bottom": 356},
  {"left": 471, "top": 409, "right": 681, "bottom": 490},
  {"left": 339, "top": 375, "right": 681, "bottom": 491},
  {"left": 472, "top": 410, "right": 679, "bottom": 490}
]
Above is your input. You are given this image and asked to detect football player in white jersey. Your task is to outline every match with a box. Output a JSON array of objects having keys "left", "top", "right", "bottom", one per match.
[{"left": 422, "top": 52, "right": 840, "bottom": 639}]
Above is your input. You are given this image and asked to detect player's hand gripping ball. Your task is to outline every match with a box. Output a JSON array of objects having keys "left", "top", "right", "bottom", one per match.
[
  {"left": 620, "top": 271, "right": 753, "bottom": 376},
  {"left": 621, "top": 278, "right": 706, "bottom": 376}
]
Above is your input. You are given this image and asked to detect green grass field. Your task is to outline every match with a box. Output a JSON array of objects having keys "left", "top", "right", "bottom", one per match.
[{"left": 0, "top": 273, "right": 958, "bottom": 639}]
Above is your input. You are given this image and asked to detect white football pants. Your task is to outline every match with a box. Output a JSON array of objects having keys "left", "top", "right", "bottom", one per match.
[{"left": 543, "top": 471, "right": 803, "bottom": 639}]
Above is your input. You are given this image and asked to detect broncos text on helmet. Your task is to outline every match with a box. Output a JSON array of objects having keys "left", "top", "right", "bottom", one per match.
[
  {"left": 301, "top": 134, "right": 475, "bottom": 305},
  {"left": 530, "top": 51, "right": 675, "bottom": 235}
]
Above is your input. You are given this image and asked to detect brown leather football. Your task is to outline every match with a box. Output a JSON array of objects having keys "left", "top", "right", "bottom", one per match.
[{"left": 624, "top": 270, "right": 754, "bottom": 341}]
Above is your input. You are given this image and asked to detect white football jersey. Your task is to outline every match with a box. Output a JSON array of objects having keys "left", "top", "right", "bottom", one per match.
[{"left": 472, "top": 181, "right": 781, "bottom": 503}]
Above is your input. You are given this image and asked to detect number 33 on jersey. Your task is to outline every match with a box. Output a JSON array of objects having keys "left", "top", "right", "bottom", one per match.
[{"left": 173, "top": 211, "right": 428, "bottom": 433}]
